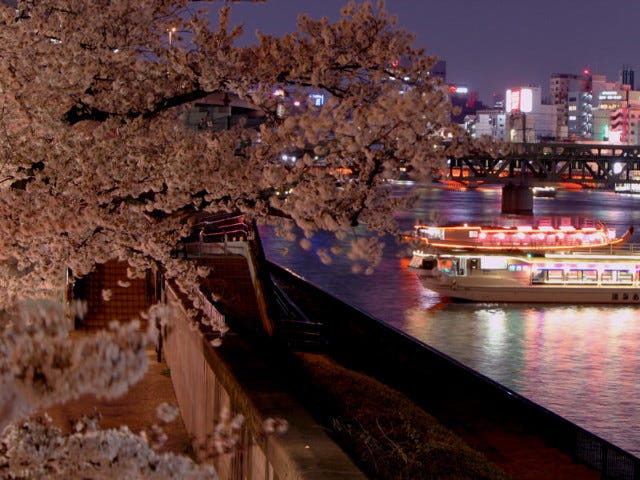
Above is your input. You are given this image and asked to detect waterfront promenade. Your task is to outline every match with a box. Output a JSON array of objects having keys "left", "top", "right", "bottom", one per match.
[
  {"left": 157, "top": 237, "right": 609, "bottom": 477},
  {"left": 50, "top": 282, "right": 599, "bottom": 479},
  {"left": 51, "top": 230, "right": 611, "bottom": 478}
]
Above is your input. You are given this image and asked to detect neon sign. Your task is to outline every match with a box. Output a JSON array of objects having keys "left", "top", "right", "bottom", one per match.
[{"left": 506, "top": 88, "right": 533, "bottom": 113}]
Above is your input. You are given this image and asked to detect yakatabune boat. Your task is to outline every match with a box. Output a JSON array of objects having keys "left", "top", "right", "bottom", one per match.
[
  {"left": 411, "top": 217, "right": 633, "bottom": 253},
  {"left": 531, "top": 186, "right": 557, "bottom": 198},
  {"left": 408, "top": 219, "right": 640, "bottom": 303}
]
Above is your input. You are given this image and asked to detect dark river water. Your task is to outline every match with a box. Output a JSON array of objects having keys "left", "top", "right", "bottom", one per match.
[{"left": 259, "top": 185, "right": 640, "bottom": 457}]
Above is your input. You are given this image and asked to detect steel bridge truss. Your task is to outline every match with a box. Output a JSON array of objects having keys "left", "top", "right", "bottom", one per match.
[{"left": 447, "top": 143, "right": 640, "bottom": 187}]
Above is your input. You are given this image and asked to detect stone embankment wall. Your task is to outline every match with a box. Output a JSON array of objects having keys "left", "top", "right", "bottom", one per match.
[{"left": 163, "top": 283, "right": 366, "bottom": 480}]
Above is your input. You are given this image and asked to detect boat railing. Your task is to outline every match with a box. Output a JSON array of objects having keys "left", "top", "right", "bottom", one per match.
[{"left": 589, "top": 243, "right": 640, "bottom": 254}]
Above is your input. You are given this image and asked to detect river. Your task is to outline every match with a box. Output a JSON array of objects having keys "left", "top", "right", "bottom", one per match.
[{"left": 258, "top": 185, "right": 640, "bottom": 457}]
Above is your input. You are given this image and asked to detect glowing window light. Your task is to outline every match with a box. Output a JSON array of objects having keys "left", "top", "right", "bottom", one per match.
[
  {"left": 480, "top": 256, "right": 508, "bottom": 269},
  {"left": 613, "top": 162, "right": 624, "bottom": 175}
]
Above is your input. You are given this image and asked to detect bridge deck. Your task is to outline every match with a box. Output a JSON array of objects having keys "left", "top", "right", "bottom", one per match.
[{"left": 447, "top": 142, "right": 640, "bottom": 187}]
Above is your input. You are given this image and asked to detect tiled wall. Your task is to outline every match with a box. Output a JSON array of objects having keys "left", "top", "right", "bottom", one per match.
[{"left": 76, "top": 261, "right": 153, "bottom": 330}]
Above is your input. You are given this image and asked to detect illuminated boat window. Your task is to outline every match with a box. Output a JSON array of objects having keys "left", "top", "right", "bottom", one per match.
[
  {"left": 617, "top": 271, "right": 634, "bottom": 284},
  {"left": 545, "top": 270, "right": 564, "bottom": 283},
  {"left": 566, "top": 270, "right": 597, "bottom": 283},
  {"left": 601, "top": 270, "right": 634, "bottom": 284},
  {"left": 566, "top": 271, "right": 580, "bottom": 283},
  {"left": 438, "top": 258, "right": 455, "bottom": 274},
  {"left": 480, "top": 256, "right": 508, "bottom": 270},
  {"left": 601, "top": 270, "right": 614, "bottom": 283}
]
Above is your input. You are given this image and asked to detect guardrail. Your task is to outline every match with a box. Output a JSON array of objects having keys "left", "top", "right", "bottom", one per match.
[
  {"left": 195, "top": 288, "right": 225, "bottom": 332},
  {"left": 190, "top": 213, "right": 252, "bottom": 243}
]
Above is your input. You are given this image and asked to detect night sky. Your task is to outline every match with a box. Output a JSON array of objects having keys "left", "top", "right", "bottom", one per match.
[{"left": 216, "top": 0, "right": 640, "bottom": 105}]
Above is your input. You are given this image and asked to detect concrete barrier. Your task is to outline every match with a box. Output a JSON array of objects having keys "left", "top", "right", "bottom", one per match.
[
  {"left": 502, "top": 182, "right": 533, "bottom": 213},
  {"left": 163, "top": 283, "right": 366, "bottom": 480}
]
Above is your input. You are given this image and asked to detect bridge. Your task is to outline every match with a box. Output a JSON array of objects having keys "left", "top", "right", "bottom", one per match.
[{"left": 446, "top": 142, "right": 640, "bottom": 189}]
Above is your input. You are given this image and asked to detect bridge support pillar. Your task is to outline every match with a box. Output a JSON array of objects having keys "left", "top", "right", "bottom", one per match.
[{"left": 502, "top": 182, "right": 533, "bottom": 214}]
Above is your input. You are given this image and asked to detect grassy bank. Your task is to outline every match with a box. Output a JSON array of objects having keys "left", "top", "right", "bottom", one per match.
[{"left": 293, "top": 352, "right": 510, "bottom": 480}]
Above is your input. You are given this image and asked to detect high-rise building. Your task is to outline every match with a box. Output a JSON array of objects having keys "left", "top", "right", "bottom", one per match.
[
  {"left": 473, "top": 110, "right": 507, "bottom": 141},
  {"left": 591, "top": 76, "right": 627, "bottom": 143},
  {"left": 550, "top": 72, "right": 589, "bottom": 140},
  {"left": 448, "top": 84, "right": 485, "bottom": 124},
  {"left": 620, "top": 65, "right": 635, "bottom": 90}
]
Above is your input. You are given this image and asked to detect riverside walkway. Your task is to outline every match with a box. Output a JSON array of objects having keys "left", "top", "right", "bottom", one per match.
[
  {"left": 62, "top": 212, "right": 628, "bottom": 479},
  {"left": 175, "top": 214, "right": 607, "bottom": 479}
]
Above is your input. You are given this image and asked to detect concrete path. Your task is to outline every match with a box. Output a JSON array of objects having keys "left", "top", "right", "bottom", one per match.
[{"left": 40, "top": 348, "right": 191, "bottom": 457}]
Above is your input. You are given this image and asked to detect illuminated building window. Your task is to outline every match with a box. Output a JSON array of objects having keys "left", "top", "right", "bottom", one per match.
[
  {"left": 569, "top": 116, "right": 577, "bottom": 121},
  {"left": 568, "top": 105, "right": 577, "bottom": 111}
]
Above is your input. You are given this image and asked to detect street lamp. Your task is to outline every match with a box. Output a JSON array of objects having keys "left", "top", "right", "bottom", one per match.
[{"left": 168, "top": 27, "right": 176, "bottom": 47}]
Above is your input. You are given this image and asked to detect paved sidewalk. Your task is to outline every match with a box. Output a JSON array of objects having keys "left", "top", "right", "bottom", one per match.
[{"left": 42, "top": 348, "right": 191, "bottom": 457}]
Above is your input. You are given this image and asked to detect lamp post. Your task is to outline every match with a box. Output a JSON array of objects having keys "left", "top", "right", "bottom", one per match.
[{"left": 168, "top": 27, "right": 176, "bottom": 47}]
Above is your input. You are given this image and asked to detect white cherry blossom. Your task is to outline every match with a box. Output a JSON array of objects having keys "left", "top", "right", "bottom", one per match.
[{"left": 0, "top": 0, "right": 479, "bottom": 477}]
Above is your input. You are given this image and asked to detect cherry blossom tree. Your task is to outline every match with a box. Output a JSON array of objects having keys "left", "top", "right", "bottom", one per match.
[{"left": 0, "top": 0, "right": 488, "bottom": 476}]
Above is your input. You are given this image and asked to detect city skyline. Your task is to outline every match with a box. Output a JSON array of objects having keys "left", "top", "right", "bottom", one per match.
[{"left": 220, "top": 0, "right": 640, "bottom": 104}]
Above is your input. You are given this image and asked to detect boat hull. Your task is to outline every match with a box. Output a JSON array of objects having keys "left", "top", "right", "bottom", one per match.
[
  {"left": 417, "top": 276, "right": 640, "bottom": 304},
  {"left": 410, "top": 247, "right": 640, "bottom": 304}
]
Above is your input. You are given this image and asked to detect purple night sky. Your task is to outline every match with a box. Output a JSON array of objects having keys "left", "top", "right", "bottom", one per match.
[{"left": 209, "top": 0, "right": 640, "bottom": 105}]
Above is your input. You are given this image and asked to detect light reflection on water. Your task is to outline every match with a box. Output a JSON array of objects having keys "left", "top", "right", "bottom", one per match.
[
  {"left": 260, "top": 186, "right": 640, "bottom": 456},
  {"left": 404, "top": 303, "right": 640, "bottom": 456}
]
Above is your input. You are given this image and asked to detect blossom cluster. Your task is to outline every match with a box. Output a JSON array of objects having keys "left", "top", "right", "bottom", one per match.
[
  {"left": 0, "top": 0, "right": 482, "bottom": 477},
  {"left": 0, "top": 417, "right": 218, "bottom": 480}
]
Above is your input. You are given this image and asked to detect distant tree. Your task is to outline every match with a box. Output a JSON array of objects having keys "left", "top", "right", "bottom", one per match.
[{"left": 0, "top": 0, "right": 494, "bottom": 476}]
